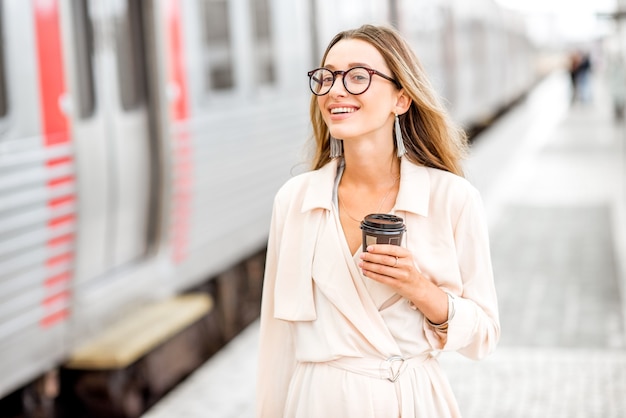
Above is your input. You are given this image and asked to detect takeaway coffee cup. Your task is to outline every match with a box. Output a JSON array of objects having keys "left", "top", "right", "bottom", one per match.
[{"left": 360, "top": 214, "right": 406, "bottom": 252}]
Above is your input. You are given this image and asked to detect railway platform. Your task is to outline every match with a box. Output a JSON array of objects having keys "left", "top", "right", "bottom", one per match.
[{"left": 140, "top": 69, "right": 626, "bottom": 418}]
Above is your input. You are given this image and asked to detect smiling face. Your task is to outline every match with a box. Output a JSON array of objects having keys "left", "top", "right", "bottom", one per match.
[{"left": 318, "top": 39, "right": 402, "bottom": 147}]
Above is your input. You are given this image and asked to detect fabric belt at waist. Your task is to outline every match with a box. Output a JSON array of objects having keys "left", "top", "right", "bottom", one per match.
[{"left": 325, "top": 353, "right": 432, "bottom": 382}]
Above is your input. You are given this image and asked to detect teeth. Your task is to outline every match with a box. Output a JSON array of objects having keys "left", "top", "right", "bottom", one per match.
[{"left": 330, "top": 107, "right": 356, "bottom": 114}]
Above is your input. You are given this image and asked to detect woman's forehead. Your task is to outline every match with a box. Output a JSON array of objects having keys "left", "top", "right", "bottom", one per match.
[{"left": 324, "top": 39, "right": 388, "bottom": 70}]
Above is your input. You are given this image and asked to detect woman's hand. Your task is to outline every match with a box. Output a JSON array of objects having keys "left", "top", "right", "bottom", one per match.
[
  {"left": 358, "top": 244, "right": 422, "bottom": 299},
  {"left": 358, "top": 244, "right": 448, "bottom": 324}
]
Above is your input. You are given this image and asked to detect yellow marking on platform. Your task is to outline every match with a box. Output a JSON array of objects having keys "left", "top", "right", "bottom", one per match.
[{"left": 65, "top": 293, "right": 213, "bottom": 370}]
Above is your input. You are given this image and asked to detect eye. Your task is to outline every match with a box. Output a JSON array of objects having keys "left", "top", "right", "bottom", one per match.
[{"left": 348, "top": 69, "right": 369, "bottom": 83}]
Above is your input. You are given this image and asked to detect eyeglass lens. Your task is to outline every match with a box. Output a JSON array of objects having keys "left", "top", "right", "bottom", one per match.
[{"left": 309, "top": 68, "right": 372, "bottom": 96}]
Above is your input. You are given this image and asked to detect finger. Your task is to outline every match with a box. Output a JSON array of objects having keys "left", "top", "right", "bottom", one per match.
[
  {"left": 361, "top": 250, "right": 403, "bottom": 267},
  {"left": 360, "top": 252, "right": 395, "bottom": 267},
  {"left": 365, "top": 244, "right": 407, "bottom": 257},
  {"left": 360, "top": 259, "right": 400, "bottom": 277}
]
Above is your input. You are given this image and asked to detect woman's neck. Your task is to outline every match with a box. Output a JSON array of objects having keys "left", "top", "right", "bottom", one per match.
[{"left": 341, "top": 147, "right": 400, "bottom": 189}]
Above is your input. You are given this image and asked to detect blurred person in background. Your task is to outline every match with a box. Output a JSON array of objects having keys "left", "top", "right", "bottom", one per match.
[
  {"left": 256, "top": 24, "right": 500, "bottom": 418},
  {"left": 569, "top": 49, "right": 593, "bottom": 103},
  {"left": 569, "top": 50, "right": 581, "bottom": 99}
]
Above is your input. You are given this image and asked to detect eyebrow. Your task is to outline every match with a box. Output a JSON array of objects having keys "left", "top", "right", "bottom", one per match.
[{"left": 324, "top": 62, "right": 372, "bottom": 70}]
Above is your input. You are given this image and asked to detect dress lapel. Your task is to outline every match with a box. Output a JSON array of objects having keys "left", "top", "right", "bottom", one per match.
[{"left": 312, "top": 210, "right": 401, "bottom": 356}]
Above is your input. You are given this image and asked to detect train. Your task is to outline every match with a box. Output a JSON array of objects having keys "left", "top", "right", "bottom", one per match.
[{"left": 0, "top": 0, "right": 542, "bottom": 416}]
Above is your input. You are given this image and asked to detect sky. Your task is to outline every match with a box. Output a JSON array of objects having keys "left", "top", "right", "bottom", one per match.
[{"left": 495, "top": 0, "right": 619, "bottom": 44}]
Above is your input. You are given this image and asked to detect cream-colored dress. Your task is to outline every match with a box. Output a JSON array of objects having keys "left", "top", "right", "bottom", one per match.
[{"left": 256, "top": 157, "right": 500, "bottom": 418}]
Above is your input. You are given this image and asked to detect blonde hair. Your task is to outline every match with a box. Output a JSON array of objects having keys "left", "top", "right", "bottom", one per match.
[{"left": 309, "top": 24, "right": 468, "bottom": 177}]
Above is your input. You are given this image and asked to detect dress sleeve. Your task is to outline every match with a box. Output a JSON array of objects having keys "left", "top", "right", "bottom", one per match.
[
  {"left": 432, "top": 186, "right": 500, "bottom": 359},
  {"left": 255, "top": 195, "right": 296, "bottom": 417}
]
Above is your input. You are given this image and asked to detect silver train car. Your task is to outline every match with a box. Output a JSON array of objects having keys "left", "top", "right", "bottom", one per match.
[{"left": 0, "top": 0, "right": 540, "bottom": 412}]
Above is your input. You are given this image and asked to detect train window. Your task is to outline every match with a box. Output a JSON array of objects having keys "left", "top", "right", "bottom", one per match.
[
  {"left": 114, "top": 0, "right": 147, "bottom": 111},
  {"left": 251, "top": 0, "right": 275, "bottom": 86},
  {"left": 200, "top": 0, "right": 234, "bottom": 91},
  {"left": 71, "top": 0, "right": 96, "bottom": 119}
]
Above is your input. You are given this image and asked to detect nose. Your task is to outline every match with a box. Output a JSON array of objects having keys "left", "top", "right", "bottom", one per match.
[{"left": 328, "top": 73, "right": 348, "bottom": 96}]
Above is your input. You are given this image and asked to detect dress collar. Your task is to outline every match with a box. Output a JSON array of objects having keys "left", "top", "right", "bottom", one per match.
[{"left": 395, "top": 156, "right": 430, "bottom": 217}]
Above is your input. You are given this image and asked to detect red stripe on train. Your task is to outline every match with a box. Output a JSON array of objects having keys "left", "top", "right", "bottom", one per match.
[
  {"left": 166, "top": 0, "right": 189, "bottom": 121},
  {"left": 47, "top": 175, "right": 74, "bottom": 188},
  {"left": 35, "top": 0, "right": 74, "bottom": 327},
  {"left": 46, "top": 253, "right": 73, "bottom": 269},
  {"left": 45, "top": 272, "right": 72, "bottom": 288},
  {"left": 49, "top": 195, "right": 75, "bottom": 208},
  {"left": 34, "top": 0, "right": 68, "bottom": 142},
  {"left": 166, "top": 0, "right": 192, "bottom": 264},
  {"left": 48, "top": 214, "right": 75, "bottom": 228},
  {"left": 40, "top": 310, "right": 69, "bottom": 328},
  {"left": 47, "top": 233, "right": 74, "bottom": 247},
  {"left": 47, "top": 156, "right": 73, "bottom": 167},
  {"left": 43, "top": 291, "right": 70, "bottom": 307}
]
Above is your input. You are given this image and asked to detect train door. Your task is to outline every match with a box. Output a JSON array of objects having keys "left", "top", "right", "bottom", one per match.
[
  {"left": 64, "top": 0, "right": 154, "bottom": 290},
  {"left": 100, "top": 0, "right": 153, "bottom": 267}
]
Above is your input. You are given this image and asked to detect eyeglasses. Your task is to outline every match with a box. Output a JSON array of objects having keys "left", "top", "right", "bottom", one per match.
[{"left": 307, "top": 66, "right": 400, "bottom": 96}]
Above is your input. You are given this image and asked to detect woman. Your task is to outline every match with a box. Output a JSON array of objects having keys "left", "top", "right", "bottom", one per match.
[{"left": 256, "top": 24, "right": 499, "bottom": 417}]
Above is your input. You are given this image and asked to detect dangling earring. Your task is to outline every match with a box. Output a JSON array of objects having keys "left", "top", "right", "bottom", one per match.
[
  {"left": 330, "top": 136, "right": 343, "bottom": 158},
  {"left": 395, "top": 113, "right": 406, "bottom": 157}
]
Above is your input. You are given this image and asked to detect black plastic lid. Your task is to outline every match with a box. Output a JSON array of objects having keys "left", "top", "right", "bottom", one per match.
[{"left": 361, "top": 213, "right": 405, "bottom": 230}]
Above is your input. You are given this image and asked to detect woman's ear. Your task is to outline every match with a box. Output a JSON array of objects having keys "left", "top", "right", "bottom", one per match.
[{"left": 395, "top": 90, "right": 411, "bottom": 115}]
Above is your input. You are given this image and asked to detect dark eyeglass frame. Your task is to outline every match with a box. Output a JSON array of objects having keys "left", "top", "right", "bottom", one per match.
[{"left": 307, "top": 66, "right": 400, "bottom": 96}]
